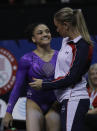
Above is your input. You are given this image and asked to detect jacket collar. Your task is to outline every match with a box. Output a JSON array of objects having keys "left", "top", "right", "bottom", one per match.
[{"left": 67, "top": 35, "right": 82, "bottom": 45}]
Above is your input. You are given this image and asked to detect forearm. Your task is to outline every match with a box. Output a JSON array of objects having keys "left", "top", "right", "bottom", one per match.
[
  {"left": 6, "top": 85, "right": 22, "bottom": 114},
  {"left": 6, "top": 57, "right": 28, "bottom": 114},
  {"left": 42, "top": 75, "right": 78, "bottom": 90},
  {"left": 6, "top": 70, "right": 27, "bottom": 114}
]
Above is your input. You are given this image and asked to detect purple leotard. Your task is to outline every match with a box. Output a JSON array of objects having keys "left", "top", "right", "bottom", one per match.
[{"left": 6, "top": 50, "right": 58, "bottom": 114}]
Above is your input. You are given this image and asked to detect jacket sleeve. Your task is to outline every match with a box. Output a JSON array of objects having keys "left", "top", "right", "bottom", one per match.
[{"left": 42, "top": 42, "right": 92, "bottom": 91}]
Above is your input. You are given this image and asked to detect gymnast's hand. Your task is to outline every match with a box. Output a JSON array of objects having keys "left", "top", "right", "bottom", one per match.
[
  {"left": 29, "top": 78, "right": 43, "bottom": 90},
  {"left": 3, "top": 112, "right": 13, "bottom": 128}
]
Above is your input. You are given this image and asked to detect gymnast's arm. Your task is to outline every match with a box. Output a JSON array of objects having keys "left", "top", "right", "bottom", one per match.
[{"left": 6, "top": 57, "right": 29, "bottom": 114}]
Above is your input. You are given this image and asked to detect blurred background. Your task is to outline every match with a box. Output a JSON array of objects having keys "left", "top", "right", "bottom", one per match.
[{"left": 0, "top": 0, "right": 97, "bottom": 131}]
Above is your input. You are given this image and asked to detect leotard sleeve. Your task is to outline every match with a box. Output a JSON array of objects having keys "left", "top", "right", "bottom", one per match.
[{"left": 6, "top": 56, "right": 30, "bottom": 114}]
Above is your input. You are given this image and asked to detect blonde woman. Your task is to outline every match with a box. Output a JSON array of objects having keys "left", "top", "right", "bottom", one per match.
[{"left": 29, "top": 7, "right": 93, "bottom": 131}]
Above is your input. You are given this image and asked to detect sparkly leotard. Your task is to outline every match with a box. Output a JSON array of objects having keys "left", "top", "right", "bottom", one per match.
[{"left": 6, "top": 50, "right": 58, "bottom": 114}]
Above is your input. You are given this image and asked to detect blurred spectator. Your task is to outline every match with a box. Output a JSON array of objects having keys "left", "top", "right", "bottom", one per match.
[{"left": 85, "top": 63, "right": 97, "bottom": 131}]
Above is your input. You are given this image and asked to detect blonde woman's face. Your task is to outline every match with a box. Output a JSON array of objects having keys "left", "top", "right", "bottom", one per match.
[
  {"left": 89, "top": 66, "right": 97, "bottom": 87},
  {"left": 54, "top": 19, "right": 68, "bottom": 37}
]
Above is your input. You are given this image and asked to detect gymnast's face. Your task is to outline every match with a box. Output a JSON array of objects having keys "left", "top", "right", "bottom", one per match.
[
  {"left": 32, "top": 24, "right": 52, "bottom": 46},
  {"left": 89, "top": 65, "right": 97, "bottom": 87}
]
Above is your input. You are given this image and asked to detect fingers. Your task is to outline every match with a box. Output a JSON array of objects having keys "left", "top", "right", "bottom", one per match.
[
  {"left": 29, "top": 82, "right": 36, "bottom": 87},
  {"left": 29, "top": 79, "right": 42, "bottom": 90},
  {"left": 2, "top": 113, "right": 13, "bottom": 128},
  {"left": 2, "top": 119, "right": 9, "bottom": 128},
  {"left": 3, "top": 119, "right": 13, "bottom": 128},
  {"left": 29, "top": 81, "right": 38, "bottom": 87},
  {"left": 33, "top": 78, "right": 37, "bottom": 80}
]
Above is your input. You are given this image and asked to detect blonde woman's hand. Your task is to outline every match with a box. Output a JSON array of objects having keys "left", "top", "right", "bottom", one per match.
[
  {"left": 29, "top": 78, "right": 43, "bottom": 90},
  {"left": 3, "top": 112, "right": 13, "bottom": 128}
]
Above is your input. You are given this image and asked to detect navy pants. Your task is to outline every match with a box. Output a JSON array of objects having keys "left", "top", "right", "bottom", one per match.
[{"left": 60, "top": 99, "right": 90, "bottom": 131}]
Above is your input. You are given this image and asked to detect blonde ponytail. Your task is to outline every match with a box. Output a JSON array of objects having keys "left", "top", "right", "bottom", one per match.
[{"left": 75, "top": 9, "right": 92, "bottom": 45}]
